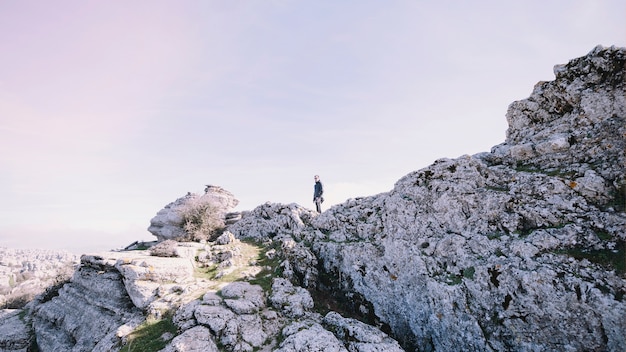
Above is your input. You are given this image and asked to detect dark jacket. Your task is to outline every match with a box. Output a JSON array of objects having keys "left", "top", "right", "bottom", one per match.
[{"left": 314, "top": 181, "right": 324, "bottom": 200}]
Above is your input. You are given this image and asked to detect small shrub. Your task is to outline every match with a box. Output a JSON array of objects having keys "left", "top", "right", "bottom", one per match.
[
  {"left": 247, "top": 241, "right": 283, "bottom": 293},
  {"left": 181, "top": 199, "right": 225, "bottom": 242}
]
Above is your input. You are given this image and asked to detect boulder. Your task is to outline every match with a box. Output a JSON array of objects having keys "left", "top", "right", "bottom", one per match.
[{"left": 148, "top": 186, "right": 239, "bottom": 241}]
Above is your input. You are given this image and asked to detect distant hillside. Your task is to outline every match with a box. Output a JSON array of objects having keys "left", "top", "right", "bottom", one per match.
[{"left": 0, "top": 248, "right": 78, "bottom": 310}]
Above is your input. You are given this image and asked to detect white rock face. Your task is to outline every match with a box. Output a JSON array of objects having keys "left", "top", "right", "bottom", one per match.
[
  {"left": 148, "top": 185, "right": 239, "bottom": 241},
  {"left": 232, "top": 46, "right": 626, "bottom": 351},
  {"left": 26, "top": 245, "right": 210, "bottom": 352},
  {"left": 159, "top": 326, "right": 219, "bottom": 352},
  {"left": 275, "top": 320, "right": 348, "bottom": 352},
  {"left": 269, "top": 278, "right": 314, "bottom": 318},
  {"left": 0, "top": 310, "right": 32, "bottom": 351}
]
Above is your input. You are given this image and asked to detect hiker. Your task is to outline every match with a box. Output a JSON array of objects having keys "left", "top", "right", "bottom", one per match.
[{"left": 313, "top": 175, "right": 324, "bottom": 213}]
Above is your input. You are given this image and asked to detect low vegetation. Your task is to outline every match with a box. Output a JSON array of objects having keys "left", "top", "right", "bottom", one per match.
[
  {"left": 246, "top": 239, "right": 283, "bottom": 293},
  {"left": 559, "top": 241, "right": 626, "bottom": 276},
  {"left": 181, "top": 199, "right": 225, "bottom": 242},
  {"left": 191, "top": 238, "right": 284, "bottom": 294},
  {"left": 120, "top": 317, "right": 177, "bottom": 352}
]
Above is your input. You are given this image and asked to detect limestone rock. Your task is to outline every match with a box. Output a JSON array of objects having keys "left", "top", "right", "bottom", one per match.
[
  {"left": 275, "top": 320, "right": 348, "bottom": 352},
  {"left": 306, "top": 46, "right": 626, "bottom": 351},
  {"left": 28, "top": 244, "right": 209, "bottom": 352},
  {"left": 174, "top": 281, "right": 285, "bottom": 351},
  {"left": 159, "top": 325, "right": 218, "bottom": 352},
  {"left": 31, "top": 258, "right": 144, "bottom": 352},
  {"left": 220, "top": 282, "right": 265, "bottom": 314},
  {"left": 269, "top": 278, "right": 314, "bottom": 318},
  {"left": 0, "top": 309, "right": 32, "bottom": 351},
  {"left": 148, "top": 186, "right": 239, "bottom": 241},
  {"left": 228, "top": 202, "right": 317, "bottom": 241},
  {"left": 224, "top": 46, "right": 626, "bottom": 351},
  {"left": 497, "top": 45, "right": 624, "bottom": 188},
  {"left": 323, "top": 311, "right": 404, "bottom": 352}
]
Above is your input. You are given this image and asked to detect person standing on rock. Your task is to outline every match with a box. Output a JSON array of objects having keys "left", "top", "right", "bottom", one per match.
[{"left": 313, "top": 175, "right": 324, "bottom": 213}]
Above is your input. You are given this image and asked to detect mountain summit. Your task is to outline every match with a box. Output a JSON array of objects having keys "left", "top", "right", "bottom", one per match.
[{"left": 1, "top": 45, "right": 624, "bottom": 352}]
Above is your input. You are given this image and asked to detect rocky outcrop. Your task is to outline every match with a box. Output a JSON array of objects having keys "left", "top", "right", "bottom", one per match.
[
  {"left": 1, "top": 46, "right": 623, "bottom": 352},
  {"left": 232, "top": 45, "right": 626, "bottom": 351},
  {"left": 498, "top": 45, "right": 625, "bottom": 185},
  {"left": 10, "top": 237, "right": 402, "bottom": 352},
  {"left": 0, "top": 309, "right": 33, "bottom": 352},
  {"left": 148, "top": 185, "right": 239, "bottom": 241}
]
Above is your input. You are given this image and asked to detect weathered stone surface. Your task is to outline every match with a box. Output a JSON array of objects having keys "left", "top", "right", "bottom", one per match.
[
  {"left": 24, "top": 245, "right": 208, "bottom": 352},
  {"left": 315, "top": 46, "right": 625, "bottom": 351},
  {"left": 221, "top": 282, "right": 265, "bottom": 314},
  {"left": 159, "top": 325, "right": 218, "bottom": 352},
  {"left": 180, "top": 282, "right": 284, "bottom": 351},
  {"left": 31, "top": 259, "right": 144, "bottom": 352},
  {"left": 148, "top": 186, "right": 239, "bottom": 241},
  {"left": 0, "top": 309, "right": 32, "bottom": 351},
  {"left": 228, "top": 202, "right": 317, "bottom": 240},
  {"left": 80, "top": 251, "right": 196, "bottom": 309},
  {"left": 269, "top": 278, "right": 313, "bottom": 318},
  {"left": 495, "top": 45, "right": 625, "bottom": 188},
  {"left": 275, "top": 320, "right": 348, "bottom": 352},
  {"left": 323, "top": 311, "right": 404, "bottom": 352},
  {"left": 195, "top": 305, "right": 236, "bottom": 334},
  {"left": 234, "top": 46, "right": 626, "bottom": 351}
]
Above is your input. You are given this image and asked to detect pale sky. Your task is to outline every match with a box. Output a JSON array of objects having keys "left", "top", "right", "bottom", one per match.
[{"left": 1, "top": 1, "right": 624, "bottom": 253}]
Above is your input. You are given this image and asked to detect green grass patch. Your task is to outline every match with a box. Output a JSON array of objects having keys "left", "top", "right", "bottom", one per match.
[
  {"left": 445, "top": 274, "right": 462, "bottom": 286},
  {"left": 463, "top": 267, "right": 476, "bottom": 280},
  {"left": 120, "top": 317, "right": 177, "bottom": 352},
  {"left": 191, "top": 239, "right": 283, "bottom": 293},
  {"left": 612, "top": 182, "right": 626, "bottom": 212},
  {"left": 486, "top": 233, "right": 503, "bottom": 240},
  {"left": 558, "top": 241, "right": 625, "bottom": 276},
  {"left": 596, "top": 230, "right": 612, "bottom": 241},
  {"left": 247, "top": 240, "right": 283, "bottom": 293},
  {"left": 194, "top": 263, "right": 219, "bottom": 280}
]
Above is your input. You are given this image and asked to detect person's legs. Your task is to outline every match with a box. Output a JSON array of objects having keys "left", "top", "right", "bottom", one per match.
[{"left": 315, "top": 199, "right": 322, "bottom": 213}]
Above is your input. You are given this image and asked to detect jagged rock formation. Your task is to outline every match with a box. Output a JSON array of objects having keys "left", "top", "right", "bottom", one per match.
[
  {"left": 3, "top": 237, "right": 401, "bottom": 351},
  {"left": 230, "top": 45, "right": 626, "bottom": 351},
  {"left": 148, "top": 185, "right": 240, "bottom": 241},
  {"left": 1, "top": 45, "right": 624, "bottom": 352},
  {"left": 0, "top": 310, "right": 32, "bottom": 352}
]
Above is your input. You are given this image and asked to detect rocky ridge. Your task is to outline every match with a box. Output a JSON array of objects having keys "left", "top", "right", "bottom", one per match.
[
  {"left": 0, "top": 45, "right": 624, "bottom": 352},
  {"left": 148, "top": 185, "right": 240, "bottom": 242},
  {"left": 228, "top": 45, "right": 626, "bottom": 351}
]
